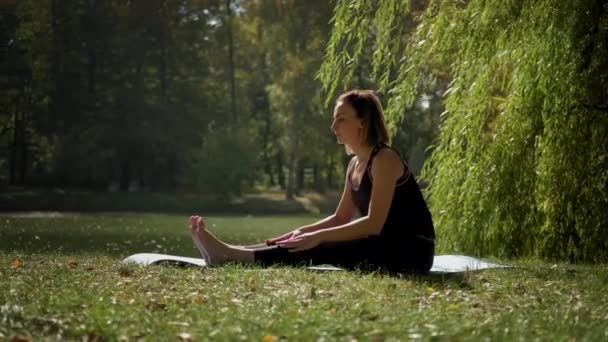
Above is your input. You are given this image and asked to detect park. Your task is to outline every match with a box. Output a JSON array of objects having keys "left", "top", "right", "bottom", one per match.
[{"left": 2, "top": 0, "right": 607, "bottom": 340}]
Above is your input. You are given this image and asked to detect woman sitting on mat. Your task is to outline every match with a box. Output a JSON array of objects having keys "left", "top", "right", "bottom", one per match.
[{"left": 189, "top": 89, "right": 436, "bottom": 274}]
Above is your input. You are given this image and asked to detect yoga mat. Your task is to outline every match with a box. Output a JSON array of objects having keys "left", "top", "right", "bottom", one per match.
[{"left": 122, "top": 253, "right": 509, "bottom": 274}]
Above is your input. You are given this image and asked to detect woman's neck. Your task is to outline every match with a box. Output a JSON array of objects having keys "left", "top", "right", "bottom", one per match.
[{"left": 349, "top": 143, "right": 375, "bottom": 163}]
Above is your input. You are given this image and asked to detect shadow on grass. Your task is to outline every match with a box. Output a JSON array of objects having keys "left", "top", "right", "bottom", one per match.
[{"left": 0, "top": 188, "right": 340, "bottom": 215}]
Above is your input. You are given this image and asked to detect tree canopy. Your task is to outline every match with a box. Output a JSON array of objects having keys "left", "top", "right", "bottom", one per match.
[
  {"left": 318, "top": 0, "right": 608, "bottom": 262},
  {"left": 1, "top": 0, "right": 343, "bottom": 197}
]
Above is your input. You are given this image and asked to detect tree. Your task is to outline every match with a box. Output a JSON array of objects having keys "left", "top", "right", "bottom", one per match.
[
  {"left": 318, "top": 0, "right": 608, "bottom": 262},
  {"left": 1, "top": 0, "right": 53, "bottom": 185},
  {"left": 239, "top": 0, "right": 337, "bottom": 198},
  {"left": 1, "top": 0, "right": 344, "bottom": 198},
  {"left": 2, "top": 0, "right": 226, "bottom": 190}
]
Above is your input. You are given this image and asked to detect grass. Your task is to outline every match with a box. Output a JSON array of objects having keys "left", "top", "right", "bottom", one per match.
[{"left": 1, "top": 213, "right": 608, "bottom": 341}]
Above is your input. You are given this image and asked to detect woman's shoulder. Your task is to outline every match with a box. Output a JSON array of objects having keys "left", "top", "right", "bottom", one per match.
[
  {"left": 374, "top": 146, "right": 404, "bottom": 166},
  {"left": 370, "top": 147, "right": 405, "bottom": 178}
]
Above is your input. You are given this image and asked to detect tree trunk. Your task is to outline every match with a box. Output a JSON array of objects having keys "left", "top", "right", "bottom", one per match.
[
  {"left": 159, "top": 16, "right": 168, "bottom": 100},
  {"left": 120, "top": 158, "right": 131, "bottom": 192},
  {"left": 9, "top": 90, "right": 30, "bottom": 185},
  {"left": 262, "top": 112, "right": 274, "bottom": 186},
  {"left": 285, "top": 123, "right": 301, "bottom": 199},
  {"left": 264, "top": 150, "right": 275, "bottom": 186},
  {"left": 296, "top": 163, "right": 305, "bottom": 194},
  {"left": 87, "top": 45, "right": 96, "bottom": 94},
  {"left": 285, "top": 150, "right": 297, "bottom": 200},
  {"left": 18, "top": 111, "right": 28, "bottom": 185},
  {"left": 160, "top": 47, "right": 168, "bottom": 99},
  {"left": 168, "top": 156, "right": 177, "bottom": 190},
  {"left": 226, "top": 0, "right": 237, "bottom": 122},
  {"left": 9, "top": 103, "right": 19, "bottom": 185},
  {"left": 276, "top": 151, "right": 285, "bottom": 190},
  {"left": 313, "top": 164, "right": 323, "bottom": 192},
  {"left": 50, "top": 0, "right": 67, "bottom": 137},
  {"left": 326, "top": 158, "right": 332, "bottom": 189},
  {"left": 257, "top": 22, "right": 273, "bottom": 186}
]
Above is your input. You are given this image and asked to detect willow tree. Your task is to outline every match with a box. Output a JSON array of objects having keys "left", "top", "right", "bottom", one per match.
[{"left": 318, "top": 0, "right": 608, "bottom": 262}]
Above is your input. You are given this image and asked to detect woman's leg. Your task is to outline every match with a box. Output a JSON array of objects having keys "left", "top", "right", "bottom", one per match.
[
  {"left": 381, "top": 237, "right": 435, "bottom": 274},
  {"left": 231, "top": 243, "right": 270, "bottom": 250},
  {"left": 189, "top": 216, "right": 255, "bottom": 265},
  {"left": 188, "top": 215, "right": 389, "bottom": 271},
  {"left": 187, "top": 217, "right": 276, "bottom": 252}
]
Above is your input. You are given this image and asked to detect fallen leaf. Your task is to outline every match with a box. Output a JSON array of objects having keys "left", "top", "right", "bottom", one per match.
[
  {"left": 447, "top": 303, "right": 460, "bottom": 310},
  {"left": 145, "top": 300, "right": 167, "bottom": 311},
  {"left": 12, "top": 259, "right": 22, "bottom": 269},
  {"left": 262, "top": 335, "right": 278, "bottom": 342},
  {"left": 402, "top": 281, "right": 415, "bottom": 288},
  {"left": 192, "top": 295, "right": 208, "bottom": 304},
  {"left": 364, "top": 313, "right": 379, "bottom": 321},
  {"left": 85, "top": 332, "right": 107, "bottom": 342},
  {"left": 249, "top": 278, "right": 258, "bottom": 291},
  {"left": 67, "top": 262, "right": 78, "bottom": 269},
  {"left": 168, "top": 321, "right": 190, "bottom": 327},
  {"left": 9, "top": 335, "right": 32, "bottom": 342},
  {"left": 177, "top": 332, "right": 192, "bottom": 341}
]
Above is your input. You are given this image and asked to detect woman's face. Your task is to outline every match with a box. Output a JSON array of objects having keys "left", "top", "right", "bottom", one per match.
[{"left": 331, "top": 100, "right": 363, "bottom": 147}]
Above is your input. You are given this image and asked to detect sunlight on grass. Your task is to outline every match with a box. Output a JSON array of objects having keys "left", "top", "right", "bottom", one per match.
[{"left": 1, "top": 213, "right": 608, "bottom": 340}]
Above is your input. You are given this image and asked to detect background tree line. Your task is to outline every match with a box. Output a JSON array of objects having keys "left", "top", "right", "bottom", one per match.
[{"left": 0, "top": 0, "right": 441, "bottom": 199}]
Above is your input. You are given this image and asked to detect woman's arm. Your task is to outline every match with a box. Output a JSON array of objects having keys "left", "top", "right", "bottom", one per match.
[
  {"left": 278, "top": 150, "right": 404, "bottom": 252},
  {"left": 298, "top": 158, "right": 358, "bottom": 233},
  {"left": 296, "top": 214, "right": 345, "bottom": 234},
  {"left": 266, "top": 157, "right": 357, "bottom": 245}
]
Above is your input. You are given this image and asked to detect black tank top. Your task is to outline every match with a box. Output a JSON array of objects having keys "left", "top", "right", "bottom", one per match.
[{"left": 349, "top": 144, "right": 436, "bottom": 242}]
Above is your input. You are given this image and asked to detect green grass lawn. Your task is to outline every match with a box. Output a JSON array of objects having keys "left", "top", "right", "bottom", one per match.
[{"left": 1, "top": 213, "right": 607, "bottom": 341}]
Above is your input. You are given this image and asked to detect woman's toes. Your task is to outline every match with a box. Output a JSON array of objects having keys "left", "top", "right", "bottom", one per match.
[{"left": 196, "top": 216, "right": 205, "bottom": 231}]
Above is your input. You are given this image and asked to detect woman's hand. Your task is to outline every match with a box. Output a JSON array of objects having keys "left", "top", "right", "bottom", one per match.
[
  {"left": 277, "top": 232, "right": 323, "bottom": 252},
  {"left": 265, "top": 229, "right": 304, "bottom": 246}
]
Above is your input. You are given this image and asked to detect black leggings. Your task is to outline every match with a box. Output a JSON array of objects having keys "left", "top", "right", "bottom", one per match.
[{"left": 253, "top": 236, "right": 434, "bottom": 274}]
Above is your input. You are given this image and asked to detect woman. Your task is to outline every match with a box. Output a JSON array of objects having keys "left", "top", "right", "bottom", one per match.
[{"left": 189, "top": 89, "right": 435, "bottom": 274}]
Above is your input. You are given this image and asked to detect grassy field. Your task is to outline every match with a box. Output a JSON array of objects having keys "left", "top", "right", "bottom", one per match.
[{"left": 1, "top": 213, "right": 607, "bottom": 341}]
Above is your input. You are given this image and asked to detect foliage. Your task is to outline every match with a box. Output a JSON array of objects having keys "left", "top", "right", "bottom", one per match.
[
  {"left": 241, "top": 0, "right": 338, "bottom": 197},
  {"left": 318, "top": 0, "right": 608, "bottom": 262},
  {"left": 185, "top": 125, "right": 260, "bottom": 197},
  {"left": 1, "top": 0, "right": 344, "bottom": 197}
]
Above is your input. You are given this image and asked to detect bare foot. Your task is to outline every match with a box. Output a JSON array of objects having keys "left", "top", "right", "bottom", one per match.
[
  {"left": 189, "top": 216, "right": 209, "bottom": 261},
  {"left": 190, "top": 215, "right": 238, "bottom": 265}
]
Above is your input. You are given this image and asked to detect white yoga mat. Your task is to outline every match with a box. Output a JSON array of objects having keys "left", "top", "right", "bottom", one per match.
[{"left": 122, "top": 253, "right": 509, "bottom": 274}]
